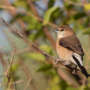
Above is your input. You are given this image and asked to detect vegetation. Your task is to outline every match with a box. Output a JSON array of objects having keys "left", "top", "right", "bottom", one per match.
[{"left": 0, "top": 0, "right": 90, "bottom": 90}]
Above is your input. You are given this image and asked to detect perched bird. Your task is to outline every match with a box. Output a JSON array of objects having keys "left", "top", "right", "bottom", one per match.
[{"left": 56, "top": 25, "right": 90, "bottom": 78}]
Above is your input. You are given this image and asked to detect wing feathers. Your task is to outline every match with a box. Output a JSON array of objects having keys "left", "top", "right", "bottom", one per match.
[
  {"left": 72, "top": 55, "right": 88, "bottom": 78},
  {"left": 59, "top": 35, "right": 84, "bottom": 57}
]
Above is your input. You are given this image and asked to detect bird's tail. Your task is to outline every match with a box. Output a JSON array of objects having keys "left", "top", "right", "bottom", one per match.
[
  {"left": 80, "top": 66, "right": 89, "bottom": 78},
  {"left": 72, "top": 55, "right": 90, "bottom": 78}
]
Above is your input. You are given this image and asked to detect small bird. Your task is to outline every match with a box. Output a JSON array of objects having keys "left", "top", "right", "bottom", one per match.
[{"left": 56, "top": 25, "right": 90, "bottom": 78}]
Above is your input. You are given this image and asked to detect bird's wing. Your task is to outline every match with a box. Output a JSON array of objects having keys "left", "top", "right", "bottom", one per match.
[{"left": 59, "top": 35, "right": 84, "bottom": 58}]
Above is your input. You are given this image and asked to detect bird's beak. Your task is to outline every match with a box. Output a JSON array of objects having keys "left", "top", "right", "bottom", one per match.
[{"left": 55, "top": 29, "right": 59, "bottom": 32}]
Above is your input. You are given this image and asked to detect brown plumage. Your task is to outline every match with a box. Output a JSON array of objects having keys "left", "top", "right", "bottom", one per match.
[
  {"left": 59, "top": 35, "right": 84, "bottom": 57},
  {"left": 56, "top": 25, "right": 90, "bottom": 78},
  {"left": 56, "top": 25, "right": 84, "bottom": 63}
]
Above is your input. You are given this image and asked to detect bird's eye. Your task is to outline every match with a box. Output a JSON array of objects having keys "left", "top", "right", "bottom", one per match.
[{"left": 61, "top": 29, "right": 64, "bottom": 31}]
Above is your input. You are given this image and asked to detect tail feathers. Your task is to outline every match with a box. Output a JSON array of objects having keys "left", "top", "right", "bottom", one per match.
[
  {"left": 80, "top": 66, "right": 89, "bottom": 78},
  {"left": 72, "top": 55, "right": 90, "bottom": 78},
  {"left": 88, "top": 74, "right": 90, "bottom": 77}
]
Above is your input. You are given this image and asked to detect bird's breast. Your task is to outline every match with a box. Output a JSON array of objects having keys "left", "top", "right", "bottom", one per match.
[{"left": 56, "top": 41, "right": 73, "bottom": 61}]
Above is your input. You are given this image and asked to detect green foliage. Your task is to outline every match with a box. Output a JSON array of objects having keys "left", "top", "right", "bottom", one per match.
[
  {"left": 3, "top": 0, "right": 90, "bottom": 89},
  {"left": 48, "top": 0, "right": 55, "bottom": 8},
  {"left": 13, "top": 0, "right": 29, "bottom": 9},
  {"left": 22, "top": 15, "right": 42, "bottom": 30},
  {"left": 10, "top": 63, "right": 19, "bottom": 73},
  {"left": 12, "top": 13, "right": 44, "bottom": 41},
  {"left": 28, "top": 29, "right": 44, "bottom": 41},
  {"left": 24, "top": 52, "right": 45, "bottom": 62},
  {"left": 47, "top": 75, "right": 60, "bottom": 90},
  {"left": 70, "top": 0, "right": 81, "bottom": 2},
  {"left": 83, "top": 17, "right": 90, "bottom": 27},
  {"left": 73, "top": 12, "right": 86, "bottom": 20},
  {"left": 59, "top": 80, "right": 68, "bottom": 90},
  {"left": 40, "top": 44, "right": 53, "bottom": 54},
  {"left": 43, "top": 6, "right": 60, "bottom": 25},
  {"left": 83, "top": 28, "right": 90, "bottom": 35},
  {"left": 37, "top": 64, "right": 52, "bottom": 72},
  {"left": 65, "top": 3, "right": 75, "bottom": 10}
]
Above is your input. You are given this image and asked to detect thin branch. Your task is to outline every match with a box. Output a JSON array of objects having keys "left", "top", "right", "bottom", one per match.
[
  {"left": 1, "top": 19, "right": 88, "bottom": 87},
  {"left": 0, "top": 52, "right": 7, "bottom": 70},
  {"left": 5, "top": 52, "right": 16, "bottom": 90},
  {"left": 27, "top": 0, "right": 56, "bottom": 49},
  {"left": 0, "top": 5, "right": 58, "bottom": 28},
  {"left": 0, "top": 80, "right": 23, "bottom": 88},
  {"left": 24, "top": 78, "right": 32, "bottom": 90},
  {"left": 18, "top": 59, "right": 37, "bottom": 90}
]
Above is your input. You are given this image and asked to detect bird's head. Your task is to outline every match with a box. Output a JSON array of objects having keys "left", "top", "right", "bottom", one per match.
[{"left": 55, "top": 25, "right": 75, "bottom": 38}]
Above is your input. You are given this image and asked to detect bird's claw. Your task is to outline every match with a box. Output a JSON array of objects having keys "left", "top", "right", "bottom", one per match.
[{"left": 55, "top": 58, "right": 61, "bottom": 64}]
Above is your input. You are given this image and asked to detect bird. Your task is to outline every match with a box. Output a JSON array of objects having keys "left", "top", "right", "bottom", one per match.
[{"left": 55, "top": 25, "right": 90, "bottom": 78}]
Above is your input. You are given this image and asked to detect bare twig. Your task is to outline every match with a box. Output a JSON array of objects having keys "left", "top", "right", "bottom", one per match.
[
  {"left": 24, "top": 78, "right": 32, "bottom": 90},
  {"left": 5, "top": 52, "right": 16, "bottom": 90},
  {"left": 0, "top": 52, "right": 7, "bottom": 70},
  {"left": 0, "top": 80, "right": 23, "bottom": 88},
  {"left": 1, "top": 18, "right": 88, "bottom": 87},
  {"left": 18, "top": 59, "right": 37, "bottom": 90}
]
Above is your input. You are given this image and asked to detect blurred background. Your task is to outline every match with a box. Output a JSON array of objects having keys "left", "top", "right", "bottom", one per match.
[{"left": 0, "top": 0, "right": 90, "bottom": 90}]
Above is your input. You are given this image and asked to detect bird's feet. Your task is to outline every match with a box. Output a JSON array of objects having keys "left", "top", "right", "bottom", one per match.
[
  {"left": 55, "top": 58, "right": 65, "bottom": 65},
  {"left": 55, "top": 58, "right": 61, "bottom": 64},
  {"left": 72, "top": 66, "right": 78, "bottom": 75}
]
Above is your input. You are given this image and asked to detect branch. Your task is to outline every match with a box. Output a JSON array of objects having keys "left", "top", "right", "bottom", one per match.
[
  {"left": 0, "top": 5, "right": 58, "bottom": 28},
  {"left": 0, "top": 52, "right": 7, "bottom": 70},
  {"left": 18, "top": 59, "right": 37, "bottom": 90},
  {"left": 1, "top": 19, "right": 88, "bottom": 87},
  {"left": 0, "top": 3, "right": 57, "bottom": 49},
  {"left": 26, "top": 0, "right": 56, "bottom": 49}
]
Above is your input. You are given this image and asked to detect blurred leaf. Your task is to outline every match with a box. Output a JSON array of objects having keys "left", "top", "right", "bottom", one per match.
[
  {"left": 37, "top": 64, "right": 52, "bottom": 72},
  {"left": 69, "top": 0, "right": 81, "bottom": 2},
  {"left": 84, "top": 84, "right": 90, "bottom": 90},
  {"left": 64, "top": 2, "right": 83, "bottom": 12},
  {"left": 10, "top": 64, "right": 19, "bottom": 73},
  {"left": 37, "top": 65, "right": 57, "bottom": 78},
  {"left": 64, "top": 3, "right": 75, "bottom": 10},
  {"left": 33, "top": 29, "right": 44, "bottom": 39},
  {"left": 59, "top": 80, "right": 68, "bottom": 90},
  {"left": 83, "top": 17, "right": 90, "bottom": 27},
  {"left": 48, "top": 76, "right": 60, "bottom": 90},
  {"left": 23, "top": 15, "right": 42, "bottom": 31},
  {"left": 28, "top": 29, "right": 44, "bottom": 41},
  {"left": 40, "top": 44, "right": 53, "bottom": 54},
  {"left": 43, "top": 6, "right": 60, "bottom": 25},
  {"left": 83, "top": 28, "right": 90, "bottom": 35},
  {"left": 51, "top": 8, "right": 62, "bottom": 22},
  {"left": 10, "top": 14, "right": 25, "bottom": 23},
  {"left": 13, "top": 0, "right": 28, "bottom": 9},
  {"left": 27, "top": 20, "right": 42, "bottom": 30},
  {"left": 66, "top": 87, "right": 77, "bottom": 90},
  {"left": 73, "top": 12, "right": 86, "bottom": 20},
  {"left": 84, "top": 4, "right": 90, "bottom": 11},
  {"left": 25, "top": 52, "right": 45, "bottom": 61},
  {"left": 32, "top": 0, "right": 40, "bottom": 2},
  {"left": 28, "top": 33, "right": 36, "bottom": 41},
  {"left": 48, "top": 0, "right": 55, "bottom": 8}
]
